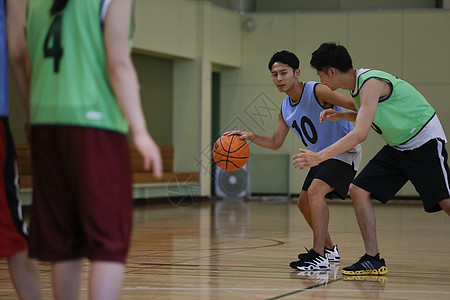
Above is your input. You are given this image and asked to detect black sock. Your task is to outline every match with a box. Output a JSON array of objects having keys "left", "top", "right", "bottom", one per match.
[{"left": 365, "top": 253, "right": 380, "bottom": 260}]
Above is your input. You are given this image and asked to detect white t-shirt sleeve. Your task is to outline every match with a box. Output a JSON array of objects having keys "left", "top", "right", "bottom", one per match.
[{"left": 100, "top": 0, "right": 113, "bottom": 23}]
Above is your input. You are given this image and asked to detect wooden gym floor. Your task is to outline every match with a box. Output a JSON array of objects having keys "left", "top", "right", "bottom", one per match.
[{"left": 1, "top": 197, "right": 450, "bottom": 299}]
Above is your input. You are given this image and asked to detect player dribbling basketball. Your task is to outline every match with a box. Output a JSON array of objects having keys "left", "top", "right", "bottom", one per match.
[{"left": 225, "top": 50, "right": 361, "bottom": 271}]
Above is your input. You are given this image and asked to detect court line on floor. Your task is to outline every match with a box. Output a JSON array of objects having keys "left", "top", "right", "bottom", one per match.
[
  {"left": 138, "top": 262, "right": 288, "bottom": 269},
  {"left": 131, "top": 237, "right": 285, "bottom": 253},
  {"left": 266, "top": 278, "right": 341, "bottom": 299},
  {"left": 267, "top": 285, "right": 450, "bottom": 300}
]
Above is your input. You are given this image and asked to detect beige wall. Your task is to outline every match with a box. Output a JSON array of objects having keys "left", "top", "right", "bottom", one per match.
[
  {"left": 134, "top": 0, "right": 197, "bottom": 59},
  {"left": 132, "top": 53, "right": 173, "bottom": 145},
  {"left": 220, "top": 9, "right": 450, "bottom": 196},
  {"left": 133, "top": 1, "right": 242, "bottom": 196},
  {"left": 9, "top": 1, "right": 450, "bottom": 197},
  {"left": 256, "top": 0, "right": 436, "bottom": 11}
]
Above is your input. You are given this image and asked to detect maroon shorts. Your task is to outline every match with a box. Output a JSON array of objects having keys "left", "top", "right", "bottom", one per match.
[
  {"left": 29, "top": 125, "right": 132, "bottom": 263},
  {"left": 0, "top": 118, "right": 28, "bottom": 257}
]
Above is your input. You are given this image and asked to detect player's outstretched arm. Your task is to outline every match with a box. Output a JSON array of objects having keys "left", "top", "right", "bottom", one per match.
[
  {"left": 224, "top": 112, "right": 289, "bottom": 150},
  {"left": 104, "top": 0, "right": 162, "bottom": 177},
  {"left": 315, "top": 83, "right": 356, "bottom": 111},
  {"left": 293, "top": 80, "right": 381, "bottom": 169},
  {"left": 320, "top": 109, "right": 357, "bottom": 123}
]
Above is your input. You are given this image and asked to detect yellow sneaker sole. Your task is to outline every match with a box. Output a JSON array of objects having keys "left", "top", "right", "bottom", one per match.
[
  {"left": 342, "top": 275, "right": 388, "bottom": 283},
  {"left": 341, "top": 266, "right": 388, "bottom": 276}
]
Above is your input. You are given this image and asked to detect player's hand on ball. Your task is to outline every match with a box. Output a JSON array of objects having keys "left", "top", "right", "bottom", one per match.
[
  {"left": 213, "top": 134, "right": 249, "bottom": 171},
  {"left": 292, "top": 148, "right": 320, "bottom": 169},
  {"left": 133, "top": 133, "right": 163, "bottom": 178},
  {"left": 223, "top": 130, "right": 255, "bottom": 141}
]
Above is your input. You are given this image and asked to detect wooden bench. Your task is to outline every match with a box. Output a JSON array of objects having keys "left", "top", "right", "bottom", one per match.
[
  {"left": 15, "top": 142, "right": 199, "bottom": 189},
  {"left": 129, "top": 144, "right": 200, "bottom": 184}
]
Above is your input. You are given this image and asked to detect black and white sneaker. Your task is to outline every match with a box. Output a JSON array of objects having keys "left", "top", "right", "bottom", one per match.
[
  {"left": 297, "top": 247, "right": 312, "bottom": 260},
  {"left": 298, "top": 245, "right": 340, "bottom": 262},
  {"left": 342, "top": 253, "right": 388, "bottom": 276},
  {"left": 290, "top": 249, "right": 330, "bottom": 271},
  {"left": 325, "top": 245, "right": 340, "bottom": 262}
]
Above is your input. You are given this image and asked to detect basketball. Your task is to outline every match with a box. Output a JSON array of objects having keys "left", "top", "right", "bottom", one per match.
[{"left": 213, "top": 135, "right": 249, "bottom": 171}]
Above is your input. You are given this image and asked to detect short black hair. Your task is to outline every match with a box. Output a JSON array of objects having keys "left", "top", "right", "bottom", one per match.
[
  {"left": 268, "top": 50, "right": 300, "bottom": 71},
  {"left": 310, "top": 43, "right": 353, "bottom": 72}
]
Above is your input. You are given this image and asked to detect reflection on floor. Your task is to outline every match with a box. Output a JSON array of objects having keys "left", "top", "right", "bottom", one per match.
[{"left": 1, "top": 197, "right": 450, "bottom": 299}]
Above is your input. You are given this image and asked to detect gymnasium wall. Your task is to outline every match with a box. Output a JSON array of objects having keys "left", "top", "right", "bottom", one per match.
[
  {"left": 254, "top": 0, "right": 436, "bottom": 11},
  {"left": 134, "top": 1, "right": 450, "bottom": 197},
  {"left": 132, "top": 53, "right": 173, "bottom": 145},
  {"left": 220, "top": 9, "right": 450, "bottom": 196},
  {"left": 208, "top": 0, "right": 441, "bottom": 13},
  {"left": 8, "top": 0, "right": 450, "bottom": 197}
]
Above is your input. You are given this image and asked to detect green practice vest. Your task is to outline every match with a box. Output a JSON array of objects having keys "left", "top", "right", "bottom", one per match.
[
  {"left": 27, "top": 0, "right": 129, "bottom": 133},
  {"left": 352, "top": 70, "right": 435, "bottom": 146}
]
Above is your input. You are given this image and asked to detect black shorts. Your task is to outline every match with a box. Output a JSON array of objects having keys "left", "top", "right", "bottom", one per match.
[
  {"left": 352, "top": 138, "right": 450, "bottom": 213},
  {"left": 302, "top": 158, "right": 357, "bottom": 199}
]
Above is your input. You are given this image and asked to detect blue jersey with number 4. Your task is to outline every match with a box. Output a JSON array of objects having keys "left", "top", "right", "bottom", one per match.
[{"left": 281, "top": 81, "right": 354, "bottom": 153}]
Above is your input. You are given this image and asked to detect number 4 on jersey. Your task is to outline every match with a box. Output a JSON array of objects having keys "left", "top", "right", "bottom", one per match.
[{"left": 43, "top": 15, "right": 63, "bottom": 73}]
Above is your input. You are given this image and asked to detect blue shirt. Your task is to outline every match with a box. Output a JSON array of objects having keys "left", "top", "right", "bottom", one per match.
[
  {"left": 0, "top": 0, "right": 9, "bottom": 116},
  {"left": 281, "top": 81, "right": 361, "bottom": 170},
  {"left": 281, "top": 81, "right": 354, "bottom": 152}
]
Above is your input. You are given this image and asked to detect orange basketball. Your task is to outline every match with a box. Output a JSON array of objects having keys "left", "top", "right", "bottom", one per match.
[{"left": 213, "top": 135, "right": 249, "bottom": 171}]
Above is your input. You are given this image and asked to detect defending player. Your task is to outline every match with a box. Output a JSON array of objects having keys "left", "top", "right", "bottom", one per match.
[
  {"left": 295, "top": 42, "right": 450, "bottom": 275},
  {"left": 0, "top": 0, "right": 41, "bottom": 298},
  {"left": 27, "top": 0, "right": 163, "bottom": 299},
  {"left": 225, "top": 50, "right": 362, "bottom": 271}
]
